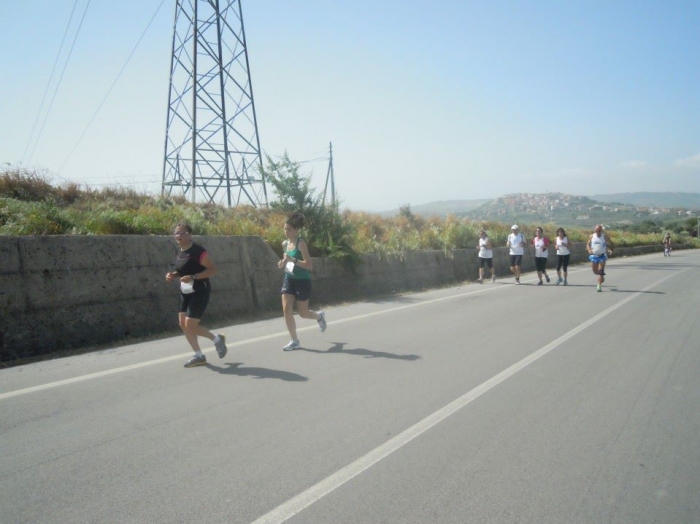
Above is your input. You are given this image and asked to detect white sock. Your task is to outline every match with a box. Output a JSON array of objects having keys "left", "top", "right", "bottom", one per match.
[{"left": 195, "top": 350, "right": 204, "bottom": 358}]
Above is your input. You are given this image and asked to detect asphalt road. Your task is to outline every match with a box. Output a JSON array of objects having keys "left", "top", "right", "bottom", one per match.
[{"left": 2, "top": 250, "right": 699, "bottom": 524}]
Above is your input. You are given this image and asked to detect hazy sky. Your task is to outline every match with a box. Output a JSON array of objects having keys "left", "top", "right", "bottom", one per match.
[{"left": 2, "top": 1, "right": 699, "bottom": 211}]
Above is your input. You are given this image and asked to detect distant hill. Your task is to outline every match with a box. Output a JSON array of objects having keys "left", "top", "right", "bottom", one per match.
[
  {"left": 383, "top": 192, "right": 699, "bottom": 228},
  {"left": 588, "top": 192, "right": 700, "bottom": 209},
  {"left": 379, "top": 199, "right": 490, "bottom": 218}
]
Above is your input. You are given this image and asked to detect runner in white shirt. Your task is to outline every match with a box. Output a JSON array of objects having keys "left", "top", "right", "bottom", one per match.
[
  {"left": 555, "top": 227, "right": 570, "bottom": 285},
  {"left": 586, "top": 224, "right": 615, "bottom": 292},
  {"left": 476, "top": 230, "right": 495, "bottom": 283},
  {"left": 506, "top": 225, "right": 526, "bottom": 285},
  {"left": 531, "top": 227, "right": 551, "bottom": 285}
]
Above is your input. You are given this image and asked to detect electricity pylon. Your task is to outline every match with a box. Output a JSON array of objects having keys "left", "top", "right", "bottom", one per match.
[
  {"left": 321, "top": 142, "right": 336, "bottom": 208},
  {"left": 161, "top": 0, "right": 267, "bottom": 207}
]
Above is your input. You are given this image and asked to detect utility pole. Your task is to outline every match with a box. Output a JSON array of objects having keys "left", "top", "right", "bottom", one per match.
[
  {"left": 321, "top": 142, "right": 336, "bottom": 208},
  {"left": 161, "top": 0, "right": 267, "bottom": 207}
]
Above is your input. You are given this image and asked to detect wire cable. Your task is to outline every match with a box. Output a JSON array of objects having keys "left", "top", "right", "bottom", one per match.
[
  {"left": 58, "top": 0, "right": 168, "bottom": 175},
  {"left": 25, "top": 0, "right": 92, "bottom": 167},
  {"left": 21, "top": 0, "right": 81, "bottom": 166}
]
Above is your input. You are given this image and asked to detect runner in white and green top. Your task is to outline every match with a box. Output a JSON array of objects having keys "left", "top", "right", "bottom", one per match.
[{"left": 277, "top": 212, "right": 327, "bottom": 351}]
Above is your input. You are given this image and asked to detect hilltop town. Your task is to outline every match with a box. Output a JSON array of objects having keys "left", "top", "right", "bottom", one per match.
[
  {"left": 393, "top": 192, "right": 700, "bottom": 229},
  {"left": 468, "top": 192, "right": 697, "bottom": 227}
]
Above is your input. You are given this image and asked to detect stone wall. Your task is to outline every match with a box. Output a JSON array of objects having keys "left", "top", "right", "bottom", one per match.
[{"left": 0, "top": 235, "right": 280, "bottom": 361}]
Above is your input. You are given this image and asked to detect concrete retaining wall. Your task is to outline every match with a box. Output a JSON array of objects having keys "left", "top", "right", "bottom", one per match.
[
  {"left": 0, "top": 235, "right": 281, "bottom": 361},
  {"left": 0, "top": 236, "right": 689, "bottom": 362}
]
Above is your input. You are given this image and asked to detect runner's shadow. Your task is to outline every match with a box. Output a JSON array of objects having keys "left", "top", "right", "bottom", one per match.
[
  {"left": 207, "top": 362, "right": 308, "bottom": 381},
  {"left": 299, "top": 342, "right": 421, "bottom": 361},
  {"left": 607, "top": 288, "right": 664, "bottom": 295},
  {"left": 611, "top": 263, "right": 693, "bottom": 271},
  {"left": 549, "top": 284, "right": 664, "bottom": 294},
  {"left": 366, "top": 295, "right": 420, "bottom": 305}
]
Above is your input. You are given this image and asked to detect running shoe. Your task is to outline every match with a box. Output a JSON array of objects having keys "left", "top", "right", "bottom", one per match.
[
  {"left": 491, "top": 276, "right": 496, "bottom": 283},
  {"left": 545, "top": 274, "right": 550, "bottom": 283},
  {"left": 537, "top": 281, "right": 543, "bottom": 286},
  {"left": 317, "top": 311, "right": 327, "bottom": 332},
  {"left": 596, "top": 284, "right": 602, "bottom": 292},
  {"left": 515, "top": 279, "right": 521, "bottom": 285},
  {"left": 563, "top": 279, "right": 568, "bottom": 286},
  {"left": 556, "top": 277, "right": 562, "bottom": 285},
  {"left": 213, "top": 334, "right": 227, "bottom": 358},
  {"left": 184, "top": 355, "right": 207, "bottom": 368},
  {"left": 477, "top": 278, "right": 483, "bottom": 284},
  {"left": 283, "top": 339, "right": 300, "bottom": 351}
]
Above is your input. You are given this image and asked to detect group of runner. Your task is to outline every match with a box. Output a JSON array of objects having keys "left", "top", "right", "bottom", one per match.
[
  {"left": 478, "top": 224, "right": 615, "bottom": 292},
  {"left": 165, "top": 213, "right": 325, "bottom": 368},
  {"left": 167, "top": 216, "right": 619, "bottom": 368}
]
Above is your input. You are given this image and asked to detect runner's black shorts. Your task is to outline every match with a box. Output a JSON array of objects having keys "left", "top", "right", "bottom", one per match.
[
  {"left": 557, "top": 254, "right": 570, "bottom": 272},
  {"left": 281, "top": 275, "right": 312, "bottom": 301},
  {"left": 179, "top": 283, "right": 211, "bottom": 320},
  {"left": 535, "top": 257, "right": 547, "bottom": 272}
]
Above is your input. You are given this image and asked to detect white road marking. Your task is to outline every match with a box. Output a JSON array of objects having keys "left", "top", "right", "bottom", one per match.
[
  {"left": 0, "top": 330, "right": 281, "bottom": 401},
  {"left": 249, "top": 270, "right": 682, "bottom": 524},
  {"left": 0, "top": 281, "right": 512, "bottom": 401}
]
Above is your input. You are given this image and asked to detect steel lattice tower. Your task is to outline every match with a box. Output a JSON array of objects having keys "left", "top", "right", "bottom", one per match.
[{"left": 161, "top": 0, "right": 267, "bottom": 207}]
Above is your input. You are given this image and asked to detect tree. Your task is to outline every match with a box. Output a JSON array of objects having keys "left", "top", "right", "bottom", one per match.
[
  {"left": 259, "top": 153, "right": 357, "bottom": 261},
  {"left": 260, "top": 152, "right": 317, "bottom": 213},
  {"left": 630, "top": 219, "right": 661, "bottom": 234}
]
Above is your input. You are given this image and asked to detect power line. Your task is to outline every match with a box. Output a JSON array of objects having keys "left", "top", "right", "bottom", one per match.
[
  {"left": 25, "top": 0, "right": 92, "bottom": 167},
  {"left": 76, "top": 174, "right": 162, "bottom": 182},
  {"left": 58, "top": 0, "right": 168, "bottom": 175},
  {"left": 21, "top": 0, "right": 81, "bottom": 165},
  {"left": 298, "top": 157, "right": 328, "bottom": 164}
]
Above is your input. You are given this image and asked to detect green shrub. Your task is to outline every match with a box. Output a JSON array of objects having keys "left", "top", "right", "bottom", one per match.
[{"left": 0, "top": 199, "right": 74, "bottom": 235}]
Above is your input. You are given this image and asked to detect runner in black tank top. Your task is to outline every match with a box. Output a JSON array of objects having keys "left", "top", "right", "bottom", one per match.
[{"left": 165, "top": 223, "right": 228, "bottom": 367}]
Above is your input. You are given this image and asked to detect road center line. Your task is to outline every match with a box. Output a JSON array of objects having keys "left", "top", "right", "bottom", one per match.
[{"left": 249, "top": 269, "right": 682, "bottom": 524}]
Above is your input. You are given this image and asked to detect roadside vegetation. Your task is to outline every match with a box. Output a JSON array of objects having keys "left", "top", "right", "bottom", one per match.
[{"left": 2, "top": 164, "right": 698, "bottom": 259}]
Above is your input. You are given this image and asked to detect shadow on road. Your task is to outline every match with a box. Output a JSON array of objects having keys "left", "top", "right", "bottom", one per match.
[
  {"left": 607, "top": 288, "right": 664, "bottom": 295},
  {"left": 365, "top": 295, "right": 420, "bottom": 305},
  {"left": 538, "top": 283, "right": 664, "bottom": 294},
  {"left": 207, "top": 362, "right": 308, "bottom": 381},
  {"left": 298, "top": 342, "right": 421, "bottom": 361},
  {"left": 609, "top": 261, "right": 696, "bottom": 271}
]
